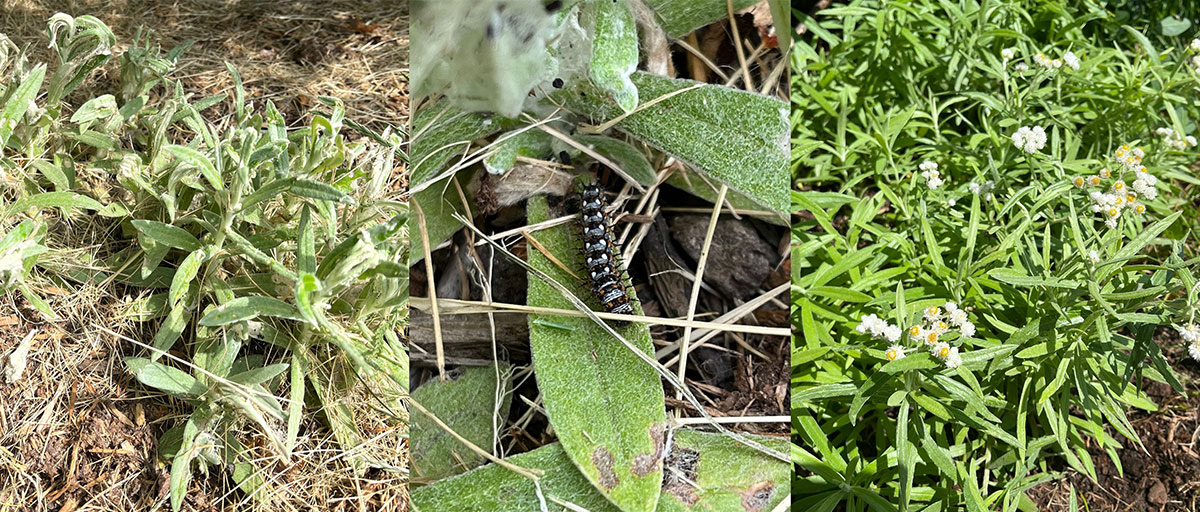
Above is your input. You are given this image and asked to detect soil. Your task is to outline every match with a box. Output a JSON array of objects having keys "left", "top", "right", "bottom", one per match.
[{"left": 1029, "top": 328, "right": 1200, "bottom": 511}]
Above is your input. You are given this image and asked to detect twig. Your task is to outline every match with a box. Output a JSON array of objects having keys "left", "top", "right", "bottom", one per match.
[{"left": 677, "top": 185, "right": 728, "bottom": 400}]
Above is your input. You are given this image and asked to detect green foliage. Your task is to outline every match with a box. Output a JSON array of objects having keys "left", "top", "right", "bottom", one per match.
[
  {"left": 792, "top": 0, "right": 1200, "bottom": 510},
  {"left": 0, "top": 15, "right": 407, "bottom": 510},
  {"left": 411, "top": 364, "right": 514, "bottom": 482},
  {"left": 412, "top": 430, "right": 790, "bottom": 512}
]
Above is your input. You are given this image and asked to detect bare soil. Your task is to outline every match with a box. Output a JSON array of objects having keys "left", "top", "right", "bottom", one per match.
[{"left": 1029, "top": 329, "right": 1200, "bottom": 511}]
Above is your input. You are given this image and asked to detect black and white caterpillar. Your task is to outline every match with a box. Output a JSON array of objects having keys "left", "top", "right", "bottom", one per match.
[{"left": 579, "top": 183, "right": 634, "bottom": 315}]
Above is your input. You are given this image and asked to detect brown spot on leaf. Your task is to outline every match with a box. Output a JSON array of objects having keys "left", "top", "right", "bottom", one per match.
[
  {"left": 740, "top": 481, "right": 776, "bottom": 511},
  {"left": 663, "top": 445, "right": 700, "bottom": 506},
  {"left": 632, "top": 423, "right": 666, "bottom": 477},
  {"left": 593, "top": 446, "right": 619, "bottom": 489}
]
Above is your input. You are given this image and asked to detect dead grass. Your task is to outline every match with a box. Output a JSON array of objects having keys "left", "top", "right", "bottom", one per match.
[
  {"left": 1, "top": 0, "right": 408, "bottom": 132},
  {"left": 0, "top": 1, "right": 409, "bottom": 511}
]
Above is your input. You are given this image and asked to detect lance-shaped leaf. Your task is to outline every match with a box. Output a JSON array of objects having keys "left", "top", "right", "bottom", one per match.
[
  {"left": 412, "top": 363, "right": 514, "bottom": 482},
  {"left": 169, "top": 247, "right": 208, "bottom": 308},
  {"left": 583, "top": 0, "right": 640, "bottom": 113},
  {"left": 559, "top": 72, "right": 789, "bottom": 220},
  {"left": 573, "top": 135, "right": 657, "bottom": 188},
  {"left": 0, "top": 64, "right": 46, "bottom": 148},
  {"left": 125, "top": 357, "right": 207, "bottom": 398},
  {"left": 131, "top": 219, "right": 202, "bottom": 251},
  {"left": 526, "top": 195, "right": 666, "bottom": 512},
  {"left": 411, "top": 430, "right": 790, "bottom": 511},
  {"left": 198, "top": 296, "right": 305, "bottom": 326},
  {"left": 642, "top": 0, "right": 760, "bottom": 38},
  {"left": 165, "top": 145, "right": 223, "bottom": 191}
]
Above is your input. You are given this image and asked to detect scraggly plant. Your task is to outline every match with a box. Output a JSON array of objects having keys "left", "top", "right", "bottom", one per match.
[
  {"left": 0, "top": 15, "right": 406, "bottom": 510},
  {"left": 410, "top": 1, "right": 790, "bottom": 511},
  {"left": 792, "top": 1, "right": 1200, "bottom": 510}
]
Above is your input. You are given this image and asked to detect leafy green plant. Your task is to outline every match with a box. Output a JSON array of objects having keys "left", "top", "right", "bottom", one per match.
[
  {"left": 411, "top": 1, "right": 789, "bottom": 511},
  {"left": 792, "top": 1, "right": 1200, "bottom": 510},
  {"left": 1, "top": 15, "right": 406, "bottom": 510}
]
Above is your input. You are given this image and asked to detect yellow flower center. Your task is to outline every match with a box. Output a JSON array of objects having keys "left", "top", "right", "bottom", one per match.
[
  {"left": 909, "top": 326, "right": 920, "bottom": 336},
  {"left": 1135, "top": 204, "right": 1146, "bottom": 214},
  {"left": 927, "top": 332, "right": 939, "bottom": 344},
  {"left": 939, "top": 346, "right": 950, "bottom": 357},
  {"left": 1073, "top": 177, "right": 1085, "bottom": 187},
  {"left": 1108, "top": 208, "right": 1119, "bottom": 217}
]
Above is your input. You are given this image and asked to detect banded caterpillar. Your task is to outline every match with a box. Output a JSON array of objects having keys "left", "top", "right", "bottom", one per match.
[{"left": 578, "top": 183, "right": 634, "bottom": 315}]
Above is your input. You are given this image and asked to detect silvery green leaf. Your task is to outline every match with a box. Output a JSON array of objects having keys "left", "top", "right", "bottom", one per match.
[
  {"left": 4, "top": 191, "right": 102, "bottom": 220},
  {"left": 291, "top": 178, "right": 348, "bottom": 202},
  {"left": 642, "top": 0, "right": 760, "bottom": 38},
  {"left": 169, "top": 416, "right": 199, "bottom": 511},
  {"left": 228, "top": 363, "right": 289, "bottom": 387},
  {"left": 298, "top": 205, "right": 316, "bottom": 274},
  {"left": 197, "top": 296, "right": 305, "bottom": 326},
  {"left": 151, "top": 305, "right": 188, "bottom": 360},
  {"left": 165, "top": 145, "right": 223, "bottom": 191},
  {"left": 125, "top": 357, "right": 206, "bottom": 398},
  {"left": 29, "top": 159, "right": 70, "bottom": 192},
  {"left": 483, "top": 130, "right": 554, "bottom": 175},
  {"left": 572, "top": 134, "right": 656, "bottom": 187},
  {"left": 0, "top": 64, "right": 45, "bottom": 147},
  {"left": 70, "top": 94, "right": 118, "bottom": 124},
  {"left": 583, "top": 0, "right": 639, "bottom": 113},
  {"left": 169, "top": 247, "right": 208, "bottom": 308},
  {"left": 131, "top": 219, "right": 202, "bottom": 252},
  {"left": 66, "top": 130, "right": 116, "bottom": 150},
  {"left": 294, "top": 273, "right": 322, "bottom": 325},
  {"left": 139, "top": 236, "right": 171, "bottom": 279}
]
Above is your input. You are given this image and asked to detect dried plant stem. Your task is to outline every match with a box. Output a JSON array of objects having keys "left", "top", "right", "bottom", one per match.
[{"left": 676, "top": 184, "right": 728, "bottom": 400}]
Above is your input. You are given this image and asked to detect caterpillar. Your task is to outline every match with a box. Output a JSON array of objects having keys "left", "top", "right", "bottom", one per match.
[{"left": 579, "top": 183, "right": 634, "bottom": 315}]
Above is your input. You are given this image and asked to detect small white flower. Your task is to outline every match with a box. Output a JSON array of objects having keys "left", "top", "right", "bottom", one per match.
[
  {"left": 924, "top": 306, "right": 942, "bottom": 322},
  {"left": 1002, "top": 48, "right": 1016, "bottom": 60},
  {"left": 960, "top": 321, "right": 976, "bottom": 338},
  {"left": 1188, "top": 136, "right": 1197, "bottom": 147},
  {"left": 1189, "top": 343, "right": 1200, "bottom": 361},
  {"left": 1063, "top": 51, "right": 1079, "bottom": 70},
  {"left": 883, "top": 325, "right": 902, "bottom": 342},
  {"left": 909, "top": 325, "right": 926, "bottom": 342},
  {"left": 944, "top": 347, "right": 963, "bottom": 369},
  {"left": 1015, "top": 63, "right": 1029, "bottom": 72},
  {"left": 949, "top": 309, "right": 969, "bottom": 327},
  {"left": 1180, "top": 324, "right": 1200, "bottom": 344},
  {"left": 968, "top": 182, "right": 981, "bottom": 194},
  {"left": 1011, "top": 126, "right": 1047, "bottom": 154},
  {"left": 944, "top": 302, "right": 959, "bottom": 313},
  {"left": 1191, "top": 39, "right": 1200, "bottom": 53},
  {"left": 947, "top": 198, "right": 956, "bottom": 206},
  {"left": 1087, "top": 250, "right": 1099, "bottom": 264},
  {"left": 930, "top": 342, "right": 951, "bottom": 359},
  {"left": 885, "top": 344, "right": 906, "bottom": 361}
]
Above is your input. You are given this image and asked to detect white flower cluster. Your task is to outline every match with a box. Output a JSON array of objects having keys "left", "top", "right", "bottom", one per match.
[
  {"left": 857, "top": 313, "right": 901, "bottom": 343},
  {"left": 1063, "top": 51, "right": 1080, "bottom": 70},
  {"left": 1001, "top": 48, "right": 1016, "bottom": 61},
  {"left": 919, "top": 161, "right": 943, "bottom": 189},
  {"left": 968, "top": 180, "right": 995, "bottom": 200},
  {"left": 909, "top": 303, "right": 973, "bottom": 369},
  {"left": 1154, "top": 127, "right": 1197, "bottom": 150},
  {"left": 1181, "top": 323, "right": 1200, "bottom": 361},
  {"left": 1028, "top": 50, "right": 1079, "bottom": 71},
  {"left": 1073, "top": 145, "right": 1159, "bottom": 227},
  {"left": 1011, "top": 126, "right": 1047, "bottom": 154},
  {"left": 1190, "top": 39, "right": 1200, "bottom": 74}
]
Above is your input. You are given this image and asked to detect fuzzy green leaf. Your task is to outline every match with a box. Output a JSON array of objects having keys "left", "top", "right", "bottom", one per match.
[
  {"left": 584, "top": 0, "right": 640, "bottom": 113},
  {"left": 561, "top": 72, "right": 788, "bottom": 218},
  {"left": 526, "top": 195, "right": 666, "bottom": 512},
  {"left": 411, "top": 430, "right": 790, "bottom": 511},
  {"left": 197, "top": 296, "right": 305, "bottom": 326},
  {"left": 131, "top": 220, "right": 202, "bottom": 252},
  {"left": 642, "top": 0, "right": 759, "bottom": 38},
  {"left": 0, "top": 64, "right": 46, "bottom": 147},
  {"left": 125, "top": 357, "right": 206, "bottom": 398},
  {"left": 165, "top": 145, "right": 224, "bottom": 191},
  {"left": 411, "top": 364, "right": 513, "bottom": 483}
]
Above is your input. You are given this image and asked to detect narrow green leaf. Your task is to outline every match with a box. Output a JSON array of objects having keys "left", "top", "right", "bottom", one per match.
[
  {"left": 197, "top": 296, "right": 305, "bottom": 326},
  {"left": 131, "top": 220, "right": 201, "bottom": 251},
  {"left": 165, "top": 145, "right": 224, "bottom": 191},
  {"left": 411, "top": 364, "right": 514, "bottom": 482}
]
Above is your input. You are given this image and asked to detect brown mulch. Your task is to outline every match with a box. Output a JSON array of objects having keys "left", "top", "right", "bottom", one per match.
[{"left": 1029, "top": 328, "right": 1200, "bottom": 511}]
